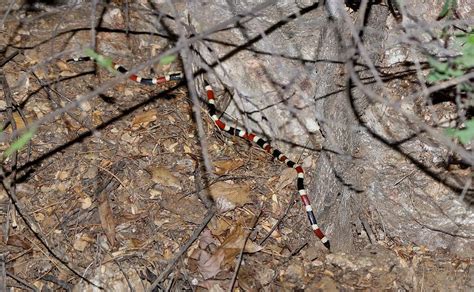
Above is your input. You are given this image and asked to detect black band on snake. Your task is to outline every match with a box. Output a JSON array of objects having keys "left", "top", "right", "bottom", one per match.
[
  {"left": 205, "top": 84, "right": 329, "bottom": 249},
  {"left": 68, "top": 56, "right": 330, "bottom": 249}
]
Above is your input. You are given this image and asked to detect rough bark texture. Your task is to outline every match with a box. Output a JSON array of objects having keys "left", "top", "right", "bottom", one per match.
[
  {"left": 178, "top": 0, "right": 473, "bottom": 256},
  {"left": 181, "top": 1, "right": 328, "bottom": 150}
]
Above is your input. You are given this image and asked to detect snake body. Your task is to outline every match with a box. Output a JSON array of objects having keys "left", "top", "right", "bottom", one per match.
[
  {"left": 68, "top": 57, "right": 183, "bottom": 85},
  {"left": 68, "top": 56, "right": 330, "bottom": 249},
  {"left": 205, "top": 85, "right": 330, "bottom": 249}
]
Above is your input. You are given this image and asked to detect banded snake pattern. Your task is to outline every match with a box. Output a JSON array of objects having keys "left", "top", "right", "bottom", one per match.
[{"left": 68, "top": 56, "right": 330, "bottom": 250}]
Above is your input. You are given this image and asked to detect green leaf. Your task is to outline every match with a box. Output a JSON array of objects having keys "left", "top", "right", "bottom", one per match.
[
  {"left": 427, "top": 71, "right": 445, "bottom": 83},
  {"left": 159, "top": 55, "right": 176, "bottom": 65},
  {"left": 427, "top": 59, "right": 446, "bottom": 83},
  {"left": 445, "top": 119, "right": 474, "bottom": 145},
  {"left": 427, "top": 56, "right": 467, "bottom": 83},
  {"left": 437, "top": 0, "right": 457, "bottom": 19},
  {"left": 455, "top": 54, "right": 474, "bottom": 68},
  {"left": 3, "top": 127, "right": 36, "bottom": 159},
  {"left": 445, "top": 67, "right": 464, "bottom": 78},
  {"left": 428, "top": 58, "right": 448, "bottom": 72},
  {"left": 466, "top": 33, "right": 474, "bottom": 45},
  {"left": 84, "top": 48, "right": 114, "bottom": 73}
]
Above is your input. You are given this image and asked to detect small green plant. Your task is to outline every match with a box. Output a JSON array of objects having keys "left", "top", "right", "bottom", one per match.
[
  {"left": 84, "top": 48, "right": 176, "bottom": 70},
  {"left": 84, "top": 48, "right": 114, "bottom": 73},
  {"left": 437, "top": 0, "right": 457, "bottom": 20},
  {"left": 427, "top": 32, "right": 474, "bottom": 84},
  {"left": 445, "top": 119, "right": 474, "bottom": 145},
  {"left": 159, "top": 55, "right": 176, "bottom": 65},
  {"left": 2, "top": 126, "right": 36, "bottom": 160},
  {"left": 426, "top": 25, "right": 473, "bottom": 145}
]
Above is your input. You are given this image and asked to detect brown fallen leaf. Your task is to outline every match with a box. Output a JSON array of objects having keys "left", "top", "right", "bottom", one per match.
[
  {"left": 55, "top": 59, "right": 70, "bottom": 71},
  {"left": 261, "top": 218, "right": 282, "bottom": 242},
  {"left": 5, "top": 112, "right": 30, "bottom": 132},
  {"left": 276, "top": 168, "right": 296, "bottom": 191},
  {"left": 73, "top": 186, "right": 92, "bottom": 210},
  {"left": 56, "top": 170, "right": 70, "bottom": 180},
  {"left": 97, "top": 191, "right": 116, "bottom": 248},
  {"left": 149, "top": 165, "right": 181, "bottom": 189},
  {"left": 121, "top": 132, "right": 138, "bottom": 144},
  {"left": 198, "top": 229, "right": 220, "bottom": 250},
  {"left": 208, "top": 216, "right": 232, "bottom": 236},
  {"left": 213, "top": 159, "right": 245, "bottom": 175},
  {"left": 34, "top": 67, "right": 49, "bottom": 79},
  {"left": 162, "top": 139, "right": 179, "bottom": 153},
  {"left": 219, "top": 224, "right": 262, "bottom": 255},
  {"left": 198, "top": 247, "right": 225, "bottom": 279},
  {"left": 158, "top": 194, "right": 206, "bottom": 223},
  {"left": 195, "top": 279, "right": 228, "bottom": 291},
  {"left": 78, "top": 196, "right": 92, "bottom": 209},
  {"left": 33, "top": 212, "right": 44, "bottom": 222},
  {"left": 7, "top": 234, "right": 31, "bottom": 249},
  {"left": 131, "top": 109, "right": 158, "bottom": 129},
  {"left": 198, "top": 224, "right": 262, "bottom": 279},
  {"left": 73, "top": 233, "right": 94, "bottom": 251},
  {"left": 92, "top": 110, "right": 103, "bottom": 126},
  {"left": 208, "top": 181, "right": 252, "bottom": 213},
  {"left": 56, "top": 60, "right": 77, "bottom": 78},
  {"left": 95, "top": 162, "right": 124, "bottom": 249}
]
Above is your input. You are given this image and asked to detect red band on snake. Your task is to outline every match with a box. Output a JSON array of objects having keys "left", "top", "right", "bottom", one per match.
[
  {"left": 67, "top": 57, "right": 183, "bottom": 85},
  {"left": 68, "top": 56, "right": 330, "bottom": 249},
  {"left": 205, "top": 84, "right": 330, "bottom": 250}
]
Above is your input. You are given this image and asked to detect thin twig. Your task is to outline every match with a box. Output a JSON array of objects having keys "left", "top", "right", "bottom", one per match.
[
  {"left": 393, "top": 169, "right": 416, "bottom": 186},
  {"left": 0, "top": 169, "right": 103, "bottom": 289},
  {"left": 459, "top": 175, "right": 472, "bottom": 202},
  {"left": 0, "top": 253, "right": 6, "bottom": 292},
  {"left": 112, "top": 257, "right": 135, "bottom": 292},
  {"left": 30, "top": 71, "right": 96, "bottom": 133},
  {"left": 359, "top": 216, "right": 376, "bottom": 244},
  {"left": 0, "top": 0, "right": 277, "bottom": 145},
  {"left": 95, "top": 163, "right": 128, "bottom": 191},
  {"left": 148, "top": 209, "right": 216, "bottom": 291},
  {"left": 339, "top": 2, "right": 474, "bottom": 166},
  {"left": 6, "top": 270, "right": 39, "bottom": 292},
  {"left": 0, "top": 0, "right": 16, "bottom": 30},
  {"left": 258, "top": 196, "right": 297, "bottom": 246},
  {"left": 0, "top": 67, "right": 15, "bottom": 245},
  {"left": 0, "top": 50, "right": 19, "bottom": 67},
  {"left": 290, "top": 242, "right": 308, "bottom": 257},
  {"left": 41, "top": 274, "right": 73, "bottom": 291},
  {"left": 191, "top": 155, "right": 214, "bottom": 209},
  {"left": 228, "top": 209, "right": 262, "bottom": 292},
  {"left": 172, "top": 0, "right": 216, "bottom": 212},
  {"left": 348, "top": 62, "right": 474, "bottom": 166}
]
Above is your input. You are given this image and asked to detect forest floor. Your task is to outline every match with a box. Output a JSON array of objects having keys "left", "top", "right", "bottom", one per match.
[{"left": 0, "top": 3, "right": 472, "bottom": 291}]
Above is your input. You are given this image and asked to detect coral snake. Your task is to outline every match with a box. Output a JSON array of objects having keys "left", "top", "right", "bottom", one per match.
[{"left": 68, "top": 56, "right": 330, "bottom": 250}]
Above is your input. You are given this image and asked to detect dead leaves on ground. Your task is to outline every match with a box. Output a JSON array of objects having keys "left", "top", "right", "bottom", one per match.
[
  {"left": 0, "top": 11, "right": 330, "bottom": 290},
  {"left": 209, "top": 181, "right": 253, "bottom": 213},
  {"left": 276, "top": 167, "right": 297, "bottom": 191},
  {"left": 97, "top": 192, "right": 117, "bottom": 248},
  {"left": 183, "top": 156, "right": 308, "bottom": 284},
  {"left": 73, "top": 233, "right": 94, "bottom": 252},
  {"left": 149, "top": 165, "right": 181, "bottom": 189},
  {"left": 191, "top": 221, "right": 262, "bottom": 280},
  {"left": 180, "top": 156, "right": 317, "bottom": 287},
  {"left": 131, "top": 109, "right": 158, "bottom": 130},
  {"left": 207, "top": 159, "right": 254, "bottom": 213},
  {"left": 213, "top": 159, "right": 245, "bottom": 175}
]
